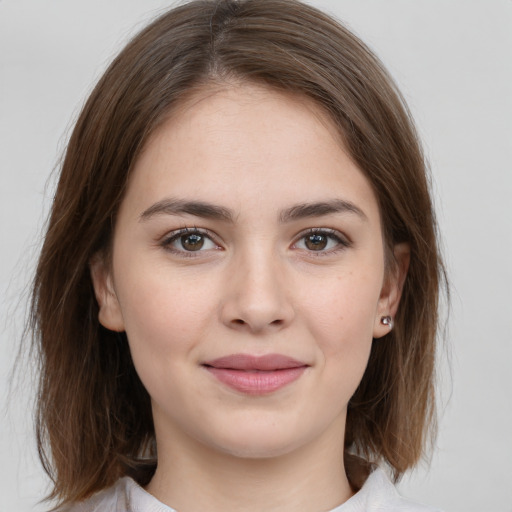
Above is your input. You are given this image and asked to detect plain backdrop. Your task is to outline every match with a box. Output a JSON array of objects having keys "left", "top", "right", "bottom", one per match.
[{"left": 1, "top": 1, "right": 511, "bottom": 511}]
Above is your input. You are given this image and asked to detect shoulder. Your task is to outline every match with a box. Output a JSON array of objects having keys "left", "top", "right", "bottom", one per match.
[
  {"left": 340, "top": 467, "right": 443, "bottom": 512},
  {"left": 55, "top": 476, "right": 175, "bottom": 512},
  {"left": 55, "top": 478, "right": 130, "bottom": 512}
]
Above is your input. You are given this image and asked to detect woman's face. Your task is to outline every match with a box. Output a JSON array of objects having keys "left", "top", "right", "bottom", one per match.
[{"left": 92, "top": 83, "right": 405, "bottom": 460}]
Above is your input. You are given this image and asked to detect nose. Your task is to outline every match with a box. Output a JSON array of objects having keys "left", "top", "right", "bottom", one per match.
[{"left": 220, "top": 248, "right": 295, "bottom": 334}]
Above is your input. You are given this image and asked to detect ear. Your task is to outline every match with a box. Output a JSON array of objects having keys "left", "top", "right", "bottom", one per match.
[
  {"left": 373, "top": 242, "right": 410, "bottom": 339},
  {"left": 89, "top": 253, "right": 125, "bottom": 332}
]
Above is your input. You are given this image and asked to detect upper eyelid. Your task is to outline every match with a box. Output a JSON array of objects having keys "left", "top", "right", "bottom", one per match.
[
  {"left": 293, "top": 227, "right": 351, "bottom": 243},
  {"left": 159, "top": 226, "right": 351, "bottom": 249},
  {"left": 163, "top": 226, "right": 216, "bottom": 240},
  {"left": 159, "top": 228, "right": 222, "bottom": 258},
  {"left": 161, "top": 227, "right": 221, "bottom": 247},
  {"left": 291, "top": 230, "right": 352, "bottom": 257}
]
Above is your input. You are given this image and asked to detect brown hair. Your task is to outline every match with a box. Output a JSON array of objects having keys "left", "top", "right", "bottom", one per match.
[{"left": 31, "top": 0, "right": 446, "bottom": 505}]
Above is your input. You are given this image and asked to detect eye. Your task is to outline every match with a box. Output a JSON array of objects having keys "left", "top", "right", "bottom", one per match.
[
  {"left": 293, "top": 229, "right": 350, "bottom": 253},
  {"left": 162, "top": 228, "right": 219, "bottom": 254}
]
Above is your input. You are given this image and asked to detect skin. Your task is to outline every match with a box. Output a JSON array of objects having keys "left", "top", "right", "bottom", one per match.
[{"left": 91, "top": 83, "right": 409, "bottom": 512}]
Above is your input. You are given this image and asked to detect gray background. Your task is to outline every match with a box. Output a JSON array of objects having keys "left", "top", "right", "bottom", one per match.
[{"left": 1, "top": 1, "right": 511, "bottom": 510}]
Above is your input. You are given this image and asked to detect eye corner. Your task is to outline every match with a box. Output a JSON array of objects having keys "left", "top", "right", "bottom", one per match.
[
  {"left": 292, "top": 228, "right": 352, "bottom": 255},
  {"left": 159, "top": 227, "right": 223, "bottom": 257}
]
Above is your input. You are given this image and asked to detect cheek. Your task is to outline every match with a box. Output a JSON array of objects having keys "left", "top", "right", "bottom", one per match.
[
  {"left": 301, "top": 269, "right": 381, "bottom": 366},
  {"left": 114, "top": 263, "right": 218, "bottom": 365}
]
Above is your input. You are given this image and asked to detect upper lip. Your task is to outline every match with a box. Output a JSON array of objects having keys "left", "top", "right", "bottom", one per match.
[{"left": 203, "top": 353, "right": 308, "bottom": 371}]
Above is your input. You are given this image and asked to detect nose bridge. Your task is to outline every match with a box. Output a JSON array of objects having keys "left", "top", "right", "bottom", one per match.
[{"left": 221, "top": 239, "right": 293, "bottom": 332}]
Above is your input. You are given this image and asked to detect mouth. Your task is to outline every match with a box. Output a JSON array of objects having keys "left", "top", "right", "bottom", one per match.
[{"left": 202, "top": 354, "right": 309, "bottom": 395}]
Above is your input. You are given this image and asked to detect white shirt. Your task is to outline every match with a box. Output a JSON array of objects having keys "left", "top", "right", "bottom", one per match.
[{"left": 60, "top": 468, "right": 441, "bottom": 512}]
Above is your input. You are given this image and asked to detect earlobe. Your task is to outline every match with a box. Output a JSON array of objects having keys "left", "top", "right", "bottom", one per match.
[
  {"left": 373, "top": 242, "right": 410, "bottom": 339},
  {"left": 89, "top": 254, "right": 125, "bottom": 332}
]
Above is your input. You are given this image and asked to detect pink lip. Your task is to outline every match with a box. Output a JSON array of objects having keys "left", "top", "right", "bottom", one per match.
[{"left": 203, "top": 354, "right": 308, "bottom": 395}]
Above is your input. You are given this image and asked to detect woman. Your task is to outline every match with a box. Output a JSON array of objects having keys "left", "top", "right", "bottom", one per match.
[{"left": 30, "top": 1, "right": 446, "bottom": 510}]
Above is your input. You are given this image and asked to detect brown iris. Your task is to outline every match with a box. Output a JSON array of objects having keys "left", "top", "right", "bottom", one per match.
[
  {"left": 181, "top": 233, "right": 204, "bottom": 251},
  {"left": 305, "top": 233, "right": 328, "bottom": 251}
]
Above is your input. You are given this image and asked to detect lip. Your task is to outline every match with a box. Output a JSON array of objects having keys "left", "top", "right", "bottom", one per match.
[{"left": 202, "top": 354, "right": 309, "bottom": 395}]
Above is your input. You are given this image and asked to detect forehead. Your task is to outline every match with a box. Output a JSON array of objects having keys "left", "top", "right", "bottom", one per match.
[
  {"left": 140, "top": 81, "right": 347, "bottom": 164},
  {"left": 121, "top": 82, "right": 379, "bottom": 224}
]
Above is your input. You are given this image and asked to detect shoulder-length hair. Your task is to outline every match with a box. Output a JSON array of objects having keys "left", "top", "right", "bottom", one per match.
[{"left": 31, "top": 0, "right": 446, "bottom": 504}]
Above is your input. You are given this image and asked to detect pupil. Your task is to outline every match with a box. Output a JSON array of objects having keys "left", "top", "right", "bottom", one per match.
[
  {"left": 182, "top": 233, "right": 204, "bottom": 251},
  {"left": 306, "top": 234, "right": 327, "bottom": 250}
]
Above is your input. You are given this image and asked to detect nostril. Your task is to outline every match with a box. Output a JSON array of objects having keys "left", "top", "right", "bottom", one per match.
[{"left": 232, "top": 318, "right": 283, "bottom": 327}]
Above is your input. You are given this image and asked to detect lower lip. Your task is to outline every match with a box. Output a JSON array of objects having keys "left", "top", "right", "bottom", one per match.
[{"left": 205, "top": 366, "right": 307, "bottom": 395}]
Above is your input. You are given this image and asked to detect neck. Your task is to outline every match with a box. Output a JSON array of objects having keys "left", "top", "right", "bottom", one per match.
[{"left": 146, "top": 419, "right": 353, "bottom": 512}]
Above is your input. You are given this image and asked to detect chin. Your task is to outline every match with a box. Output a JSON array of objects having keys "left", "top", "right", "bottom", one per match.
[
  {"left": 214, "top": 437, "right": 300, "bottom": 460},
  {"left": 200, "top": 418, "right": 314, "bottom": 460}
]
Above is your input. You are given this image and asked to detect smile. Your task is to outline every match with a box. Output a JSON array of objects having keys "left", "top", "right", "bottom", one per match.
[{"left": 202, "top": 354, "right": 309, "bottom": 395}]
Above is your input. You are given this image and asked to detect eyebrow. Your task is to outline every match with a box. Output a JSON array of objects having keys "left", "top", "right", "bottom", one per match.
[
  {"left": 278, "top": 199, "right": 367, "bottom": 223},
  {"left": 139, "top": 197, "right": 367, "bottom": 223},
  {"left": 140, "top": 198, "right": 235, "bottom": 223}
]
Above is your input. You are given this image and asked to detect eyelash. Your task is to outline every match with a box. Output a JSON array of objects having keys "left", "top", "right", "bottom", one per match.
[
  {"left": 160, "top": 227, "right": 221, "bottom": 258},
  {"left": 160, "top": 227, "right": 351, "bottom": 257},
  {"left": 293, "top": 228, "right": 352, "bottom": 256}
]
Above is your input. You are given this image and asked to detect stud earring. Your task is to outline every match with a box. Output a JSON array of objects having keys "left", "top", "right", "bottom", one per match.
[{"left": 381, "top": 315, "right": 394, "bottom": 330}]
